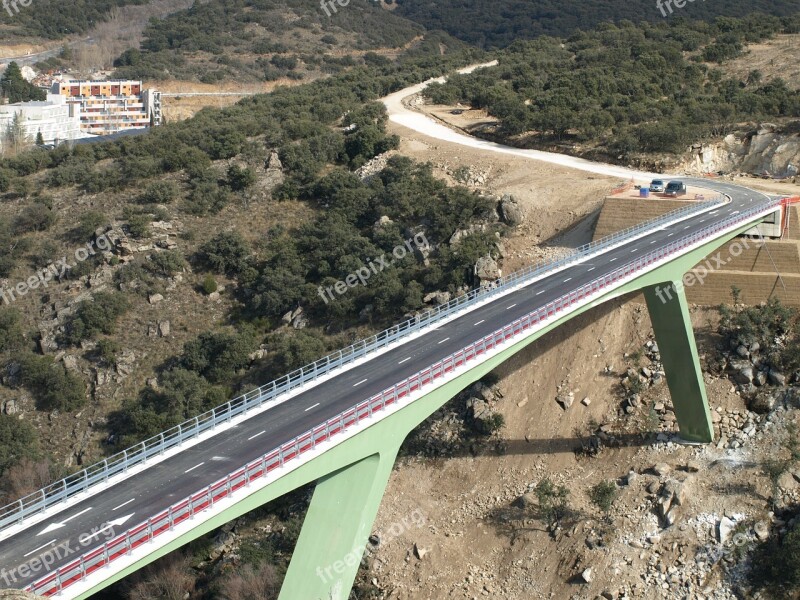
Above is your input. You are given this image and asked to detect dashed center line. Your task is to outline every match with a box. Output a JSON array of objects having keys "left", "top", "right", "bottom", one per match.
[
  {"left": 609, "top": 258, "right": 617, "bottom": 262},
  {"left": 353, "top": 379, "right": 368, "bottom": 387},
  {"left": 248, "top": 430, "right": 266, "bottom": 440},
  {"left": 185, "top": 462, "right": 204, "bottom": 473},
  {"left": 304, "top": 403, "right": 320, "bottom": 412},
  {"left": 587, "top": 267, "right": 595, "bottom": 272},
  {"left": 536, "top": 290, "right": 545, "bottom": 295},
  {"left": 112, "top": 498, "right": 135, "bottom": 511},
  {"left": 630, "top": 248, "right": 638, "bottom": 253},
  {"left": 563, "top": 278, "right": 572, "bottom": 282},
  {"left": 438, "top": 338, "right": 450, "bottom": 344},
  {"left": 474, "top": 320, "right": 485, "bottom": 326},
  {"left": 398, "top": 356, "right": 412, "bottom": 364},
  {"left": 24, "top": 540, "right": 56, "bottom": 558},
  {"left": 506, "top": 303, "right": 517, "bottom": 310}
]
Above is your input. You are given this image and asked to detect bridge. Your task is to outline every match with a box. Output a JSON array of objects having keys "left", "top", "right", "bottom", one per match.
[{"left": 0, "top": 179, "right": 794, "bottom": 600}]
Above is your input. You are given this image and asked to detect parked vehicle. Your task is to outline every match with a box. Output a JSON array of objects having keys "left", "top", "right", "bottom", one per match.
[
  {"left": 665, "top": 181, "right": 687, "bottom": 197},
  {"left": 649, "top": 179, "right": 665, "bottom": 193}
]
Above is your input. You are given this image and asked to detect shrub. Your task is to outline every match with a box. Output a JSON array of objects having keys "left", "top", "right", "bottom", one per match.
[
  {"left": 180, "top": 330, "right": 255, "bottom": 384},
  {"left": 147, "top": 250, "right": 185, "bottom": 277},
  {"left": 73, "top": 210, "right": 106, "bottom": 241},
  {"left": 13, "top": 204, "right": 56, "bottom": 234},
  {"left": 16, "top": 353, "right": 85, "bottom": 411},
  {"left": 226, "top": 164, "right": 256, "bottom": 192},
  {"left": 0, "top": 309, "right": 25, "bottom": 352},
  {"left": 139, "top": 180, "right": 178, "bottom": 204},
  {"left": 202, "top": 275, "right": 218, "bottom": 295},
  {"left": 127, "top": 214, "right": 151, "bottom": 239},
  {"left": 534, "top": 477, "right": 570, "bottom": 523},
  {"left": 0, "top": 415, "right": 39, "bottom": 475},
  {"left": 59, "top": 292, "right": 129, "bottom": 346},
  {"left": 588, "top": 480, "right": 618, "bottom": 519},
  {"left": 198, "top": 232, "right": 251, "bottom": 276},
  {"left": 96, "top": 339, "right": 122, "bottom": 367}
]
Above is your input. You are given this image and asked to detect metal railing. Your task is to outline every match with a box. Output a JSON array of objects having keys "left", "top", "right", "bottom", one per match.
[
  {"left": 26, "top": 196, "right": 782, "bottom": 597},
  {"left": 0, "top": 198, "right": 726, "bottom": 536}
]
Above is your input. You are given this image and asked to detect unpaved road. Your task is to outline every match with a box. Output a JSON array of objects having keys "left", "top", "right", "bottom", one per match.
[{"left": 382, "top": 63, "right": 664, "bottom": 183}]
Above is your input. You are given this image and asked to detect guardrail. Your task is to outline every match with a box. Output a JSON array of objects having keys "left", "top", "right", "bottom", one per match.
[
  {"left": 0, "top": 197, "right": 725, "bottom": 536},
  {"left": 26, "top": 196, "right": 781, "bottom": 597}
]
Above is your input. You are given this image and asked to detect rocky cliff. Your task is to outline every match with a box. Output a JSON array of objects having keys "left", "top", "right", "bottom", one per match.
[{"left": 683, "top": 123, "right": 800, "bottom": 178}]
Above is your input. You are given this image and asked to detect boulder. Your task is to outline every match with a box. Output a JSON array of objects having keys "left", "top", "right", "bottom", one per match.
[
  {"left": 474, "top": 255, "right": 501, "bottom": 281},
  {"left": 499, "top": 194, "right": 525, "bottom": 226}
]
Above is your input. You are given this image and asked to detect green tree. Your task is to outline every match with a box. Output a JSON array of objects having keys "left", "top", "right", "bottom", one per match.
[{"left": 0, "top": 63, "right": 45, "bottom": 103}]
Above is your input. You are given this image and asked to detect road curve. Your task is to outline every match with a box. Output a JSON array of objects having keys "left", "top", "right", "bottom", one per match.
[{"left": 0, "top": 71, "right": 778, "bottom": 595}]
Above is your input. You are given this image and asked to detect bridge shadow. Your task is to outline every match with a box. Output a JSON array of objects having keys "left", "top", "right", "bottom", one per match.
[{"left": 460, "top": 432, "right": 654, "bottom": 458}]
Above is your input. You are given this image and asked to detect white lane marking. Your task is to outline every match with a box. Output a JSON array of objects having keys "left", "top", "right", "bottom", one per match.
[
  {"left": 630, "top": 248, "right": 638, "bottom": 253},
  {"left": 667, "top": 233, "right": 674, "bottom": 237},
  {"left": 506, "top": 303, "right": 517, "bottom": 310},
  {"left": 353, "top": 379, "right": 368, "bottom": 387},
  {"left": 684, "top": 225, "right": 691, "bottom": 229},
  {"left": 438, "top": 337, "right": 450, "bottom": 344},
  {"left": 563, "top": 278, "right": 572, "bottom": 282},
  {"left": 587, "top": 267, "right": 595, "bottom": 272},
  {"left": 185, "top": 462, "right": 204, "bottom": 473},
  {"left": 24, "top": 540, "right": 56, "bottom": 557},
  {"left": 248, "top": 430, "right": 266, "bottom": 440},
  {"left": 87, "top": 514, "right": 135, "bottom": 540},
  {"left": 650, "top": 240, "right": 657, "bottom": 244},
  {"left": 474, "top": 320, "right": 485, "bottom": 326},
  {"left": 112, "top": 498, "right": 135, "bottom": 511},
  {"left": 304, "top": 403, "right": 320, "bottom": 412},
  {"left": 609, "top": 258, "right": 617, "bottom": 262},
  {"left": 37, "top": 506, "right": 93, "bottom": 535},
  {"left": 536, "top": 290, "right": 545, "bottom": 295},
  {"left": 398, "top": 356, "right": 412, "bottom": 364}
]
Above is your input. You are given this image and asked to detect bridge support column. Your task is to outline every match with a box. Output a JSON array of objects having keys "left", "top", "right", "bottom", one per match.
[
  {"left": 644, "top": 281, "right": 714, "bottom": 443},
  {"left": 279, "top": 446, "right": 400, "bottom": 600}
]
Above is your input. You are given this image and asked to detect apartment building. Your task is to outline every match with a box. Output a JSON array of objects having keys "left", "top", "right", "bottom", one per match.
[
  {"left": 0, "top": 93, "right": 82, "bottom": 150},
  {"left": 50, "top": 80, "right": 162, "bottom": 135}
]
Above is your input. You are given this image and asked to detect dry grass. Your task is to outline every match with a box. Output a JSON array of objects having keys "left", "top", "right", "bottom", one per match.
[{"left": 717, "top": 33, "right": 800, "bottom": 90}]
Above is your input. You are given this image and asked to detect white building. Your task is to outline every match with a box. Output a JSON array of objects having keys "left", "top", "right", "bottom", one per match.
[{"left": 0, "top": 93, "right": 83, "bottom": 149}]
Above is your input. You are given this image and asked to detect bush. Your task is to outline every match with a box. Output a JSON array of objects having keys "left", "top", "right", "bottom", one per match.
[
  {"left": 202, "top": 274, "right": 218, "bottom": 295},
  {"left": 139, "top": 180, "right": 178, "bottom": 204},
  {"left": 181, "top": 330, "right": 255, "bottom": 384},
  {"left": 147, "top": 250, "right": 185, "bottom": 277},
  {"left": 13, "top": 204, "right": 56, "bottom": 234},
  {"left": 16, "top": 353, "right": 85, "bottom": 411},
  {"left": 534, "top": 477, "right": 570, "bottom": 524},
  {"left": 60, "top": 292, "right": 129, "bottom": 346},
  {"left": 73, "top": 210, "right": 106, "bottom": 241},
  {"left": 0, "top": 309, "right": 25, "bottom": 352},
  {"left": 96, "top": 339, "right": 122, "bottom": 367},
  {"left": 128, "top": 214, "right": 151, "bottom": 239},
  {"left": 0, "top": 415, "right": 39, "bottom": 475},
  {"left": 588, "top": 480, "right": 618, "bottom": 519},
  {"left": 198, "top": 231, "right": 251, "bottom": 276},
  {"left": 226, "top": 164, "right": 256, "bottom": 191}
]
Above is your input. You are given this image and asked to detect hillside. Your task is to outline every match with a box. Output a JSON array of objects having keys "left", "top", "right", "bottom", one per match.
[
  {"left": 394, "top": 0, "right": 800, "bottom": 49},
  {"left": 420, "top": 16, "right": 800, "bottom": 172},
  {"left": 109, "top": 0, "right": 456, "bottom": 83}
]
